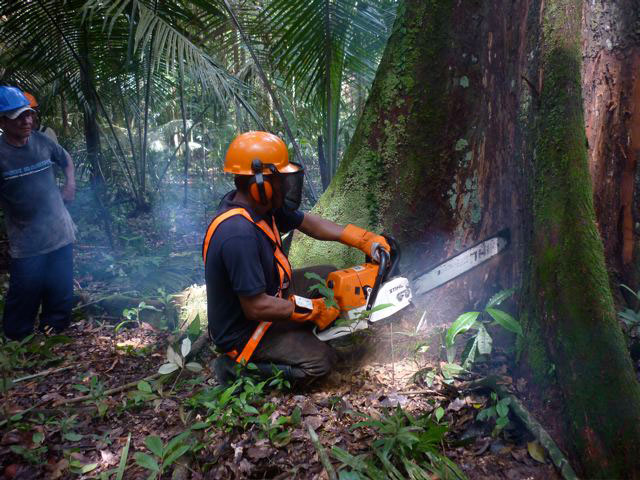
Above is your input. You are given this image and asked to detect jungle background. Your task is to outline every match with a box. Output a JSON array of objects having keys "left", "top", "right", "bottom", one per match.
[{"left": 1, "top": 0, "right": 640, "bottom": 479}]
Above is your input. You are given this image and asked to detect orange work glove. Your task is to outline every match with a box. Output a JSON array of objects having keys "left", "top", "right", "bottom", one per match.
[
  {"left": 289, "top": 295, "right": 340, "bottom": 330},
  {"left": 339, "top": 224, "right": 390, "bottom": 262}
]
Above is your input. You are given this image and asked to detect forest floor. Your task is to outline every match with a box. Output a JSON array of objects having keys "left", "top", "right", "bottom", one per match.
[
  {"left": 0, "top": 316, "right": 561, "bottom": 479},
  {"left": 0, "top": 195, "right": 565, "bottom": 479}
]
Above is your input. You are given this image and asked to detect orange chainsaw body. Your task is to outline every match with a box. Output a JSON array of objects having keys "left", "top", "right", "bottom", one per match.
[{"left": 326, "top": 263, "right": 379, "bottom": 312}]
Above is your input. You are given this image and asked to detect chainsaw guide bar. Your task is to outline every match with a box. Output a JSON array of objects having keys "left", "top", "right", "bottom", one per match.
[{"left": 412, "top": 231, "right": 509, "bottom": 297}]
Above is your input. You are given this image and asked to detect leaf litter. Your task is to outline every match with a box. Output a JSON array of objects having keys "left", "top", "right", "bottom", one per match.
[
  {"left": 1, "top": 215, "right": 564, "bottom": 479},
  {"left": 0, "top": 309, "right": 564, "bottom": 479}
]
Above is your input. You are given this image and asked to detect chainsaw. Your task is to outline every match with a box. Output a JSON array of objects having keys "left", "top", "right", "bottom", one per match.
[{"left": 314, "top": 231, "right": 510, "bottom": 341}]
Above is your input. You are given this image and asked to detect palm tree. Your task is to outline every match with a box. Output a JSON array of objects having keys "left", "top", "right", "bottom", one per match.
[
  {"left": 257, "top": 0, "right": 396, "bottom": 187},
  {"left": 0, "top": 0, "right": 254, "bottom": 210}
]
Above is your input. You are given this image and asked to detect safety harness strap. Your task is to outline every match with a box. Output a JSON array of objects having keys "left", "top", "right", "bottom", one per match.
[
  {"left": 202, "top": 207, "right": 292, "bottom": 364},
  {"left": 226, "top": 320, "right": 272, "bottom": 364},
  {"left": 202, "top": 208, "right": 252, "bottom": 263}
]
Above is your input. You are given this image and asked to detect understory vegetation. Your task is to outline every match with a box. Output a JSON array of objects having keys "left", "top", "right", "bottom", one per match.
[
  {"left": 2, "top": 0, "right": 640, "bottom": 478},
  {"left": 0, "top": 230, "right": 562, "bottom": 478}
]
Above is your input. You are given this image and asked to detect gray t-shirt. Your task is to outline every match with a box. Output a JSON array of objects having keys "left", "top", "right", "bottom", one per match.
[{"left": 0, "top": 131, "right": 76, "bottom": 258}]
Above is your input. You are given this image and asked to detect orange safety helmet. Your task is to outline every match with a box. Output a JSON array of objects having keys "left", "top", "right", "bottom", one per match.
[
  {"left": 23, "top": 92, "right": 38, "bottom": 109},
  {"left": 224, "top": 131, "right": 305, "bottom": 209},
  {"left": 224, "top": 131, "right": 300, "bottom": 175}
]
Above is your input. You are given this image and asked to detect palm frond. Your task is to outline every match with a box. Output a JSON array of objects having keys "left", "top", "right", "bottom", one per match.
[
  {"left": 259, "top": 0, "right": 394, "bottom": 103},
  {"left": 82, "top": 0, "right": 247, "bottom": 105}
]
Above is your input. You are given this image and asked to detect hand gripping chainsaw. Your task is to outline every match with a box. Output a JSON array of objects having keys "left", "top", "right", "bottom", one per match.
[{"left": 314, "top": 231, "right": 510, "bottom": 341}]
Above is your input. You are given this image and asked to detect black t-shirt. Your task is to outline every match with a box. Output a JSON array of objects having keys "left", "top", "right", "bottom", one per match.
[{"left": 204, "top": 191, "right": 304, "bottom": 352}]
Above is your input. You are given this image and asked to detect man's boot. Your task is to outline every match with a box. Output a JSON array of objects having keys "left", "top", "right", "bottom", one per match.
[{"left": 212, "top": 355, "right": 238, "bottom": 385}]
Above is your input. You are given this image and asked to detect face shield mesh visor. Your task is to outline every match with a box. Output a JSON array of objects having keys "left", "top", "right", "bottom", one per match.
[{"left": 282, "top": 163, "right": 305, "bottom": 211}]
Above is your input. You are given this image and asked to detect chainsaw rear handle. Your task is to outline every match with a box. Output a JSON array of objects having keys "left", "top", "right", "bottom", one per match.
[
  {"left": 366, "top": 247, "right": 390, "bottom": 311},
  {"left": 364, "top": 234, "right": 400, "bottom": 278},
  {"left": 384, "top": 235, "right": 401, "bottom": 278}
]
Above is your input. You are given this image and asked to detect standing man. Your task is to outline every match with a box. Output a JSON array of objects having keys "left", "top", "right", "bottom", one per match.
[
  {"left": 203, "top": 131, "right": 389, "bottom": 384},
  {"left": 0, "top": 86, "right": 76, "bottom": 340},
  {"left": 22, "top": 92, "right": 59, "bottom": 144}
]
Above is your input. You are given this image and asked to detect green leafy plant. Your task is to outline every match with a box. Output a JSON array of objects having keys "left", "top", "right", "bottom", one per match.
[
  {"left": 115, "top": 301, "right": 161, "bottom": 334},
  {"left": 251, "top": 404, "right": 302, "bottom": 447},
  {"left": 188, "top": 368, "right": 296, "bottom": 445},
  {"left": 0, "top": 335, "right": 71, "bottom": 396},
  {"left": 158, "top": 338, "right": 203, "bottom": 393},
  {"left": 116, "top": 344, "right": 153, "bottom": 357},
  {"left": 185, "top": 314, "right": 202, "bottom": 341},
  {"left": 115, "top": 433, "right": 132, "bottom": 480},
  {"left": 619, "top": 284, "right": 640, "bottom": 338},
  {"left": 445, "top": 289, "right": 522, "bottom": 368},
  {"left": 8, "top": 426, "right": 47, "bottom": 465},
  {"left": 440, "top": 362, "right": 466, "bottom": 383},
  {"left": 304, "top": 271, "right": 339, "bottom": 309},
  {"left": 49, "top": 413, "right": 83, "bottom": 442},
  {"left": 411, "top": 341, "right": 430, "bottom": 367},
  {"left": 0, "top": 336, "right": 24, "bottom": 400},
  {"left": 158, "top": 337, "right": 202, "bottom": 379},
  {"left": 135, "top": 431, "right": 191, "bottom": 480},
  {"left": 477, "top": 392, "right": 512, "bottom": 436},
  {"left": 68, "top": 457, "right": 99, "bottom": 475},
  {"left": 73, "top": 375, "right": 108, "bottom": 417},
  {"left": 127, "top": 380, "right": 159, "bottom": 408},
  {"left": 413, "top": 367, "right": 437, "bottom": 388},
  {"left": 331, "top": 406, "right": 466, "bottom": 480},
  {"left": 10, "top": 444, "right": 48, "bottom": 465}
]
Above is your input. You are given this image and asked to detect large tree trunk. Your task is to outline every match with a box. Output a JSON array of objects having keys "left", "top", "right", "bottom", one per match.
[
  {"left": 79, "top": 26, "right": 114, "bottom": 248},
  {"left": 79, "top": 28, "right": 102, "bottom": 184},
  {"left": 582, "top": 1, "right": 640, "bottom": 287},
  {"left": 290, "top": 0, "right": 640, "bottom": 476},
  {"left": 528, "top": 1, "right": 640, "bottom": 476},
  {"left": 290, "top": 0, "right": 529, "bottom": 322}
]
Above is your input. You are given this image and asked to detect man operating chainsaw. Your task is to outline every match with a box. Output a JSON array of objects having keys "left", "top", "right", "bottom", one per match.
[{"left": 203, "top": 131, "right": 390, "bottom": 385}]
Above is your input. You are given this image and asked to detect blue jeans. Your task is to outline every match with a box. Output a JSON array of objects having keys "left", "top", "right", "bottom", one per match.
[{"left": 2, "top": 244, "right": 73, "bottom": 340}]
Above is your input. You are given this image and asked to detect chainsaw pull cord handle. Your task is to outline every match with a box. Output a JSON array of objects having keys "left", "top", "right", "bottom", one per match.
[{"left": 366, "top": 247, "right": 390, "bottom": 311}]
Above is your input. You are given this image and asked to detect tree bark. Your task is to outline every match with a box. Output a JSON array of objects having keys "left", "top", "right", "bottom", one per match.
[
  {"left": 290, "top": 0, "right": 640, "bottom": 476},
  {"left": 178, "top": 67, "right": 191, "bottom": 208},
  {"left": 79, "top": 25, "right": 114, "bottom": 248},
  {"left": 59, "top": 89, "right": 68, "bottom": 138},
  {"left": 317, "top": 135, "right": 330, "bottom": 191},
  {"left": 582, "top": 1, "right": 640, "bottom": 286},
  {"left": 527, "top": 1, "right": 640, "bottom": 476}
]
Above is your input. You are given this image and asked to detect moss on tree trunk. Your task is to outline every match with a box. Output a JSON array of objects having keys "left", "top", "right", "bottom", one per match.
[
  {"left": 524, "top": 0, "right": 640, "bottom": 477},
  {"left": 291, "top": 0, "right": 640, "bottom": 474},
  {"left": 290, "top": 0, "right": 456, "bottom": 269}
]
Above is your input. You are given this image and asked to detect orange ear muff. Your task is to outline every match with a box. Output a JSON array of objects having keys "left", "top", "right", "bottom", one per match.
[{"left": 250, "top": 178, "right": 273, "bottom": 204}]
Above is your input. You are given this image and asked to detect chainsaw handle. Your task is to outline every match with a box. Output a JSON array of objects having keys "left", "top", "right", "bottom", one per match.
[
  {"left": 366, "top": 247, "right": 390, "bottom": 311},
  {"left": 364, "top": 235, "right": 399, "bottom": 278},
  {"left": 383, "top": 235, "right": 400, "bottom": 279}
]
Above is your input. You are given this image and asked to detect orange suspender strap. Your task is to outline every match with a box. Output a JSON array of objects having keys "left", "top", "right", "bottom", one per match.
[
  {"left": 203, "top": 209, "right": 292, "bottom": 283},
  {"left": 202, "top": 208, "right": 253, "bottom": 264},
  {"left": 227, "top": 320, "right": 272, "bottom": 364},
  {"left": 256, "top": 218, "right": 293, "bottom": 292},
  {"left": 202, "top": 207, "right": 292, "bottom": 364}
]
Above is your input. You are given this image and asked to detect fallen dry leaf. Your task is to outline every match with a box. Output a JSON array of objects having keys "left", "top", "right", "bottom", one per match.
[
  {"left": 527, "top": 441, "right": 547, "bottom": 463},
  {"left": 1, "top": 430, "right": 23, "bottom": 446},
  {"left": 100, "top": 449, "right": 118, "bottom": 466},
  {"left": 301, "top": 401, "right": 319, "bottom": 416},
  {"left": 304, "top": 415, "right": 323, "bottom": 430},
  {"left": 447, "top": 397, "right": 466, "bottom": 412}
]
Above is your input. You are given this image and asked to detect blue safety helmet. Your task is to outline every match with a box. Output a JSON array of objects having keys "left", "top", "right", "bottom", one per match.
[{"left": 0, "top": 86, "right": 30, "bottom": 114}]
